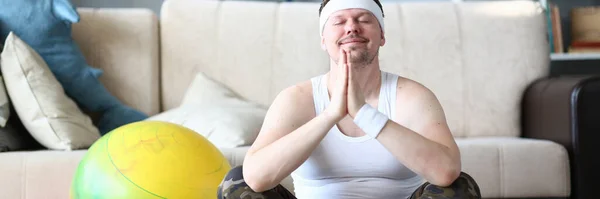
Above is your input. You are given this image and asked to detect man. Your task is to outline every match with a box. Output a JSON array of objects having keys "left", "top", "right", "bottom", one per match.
[{"left": 218, "top": 0, "right": 481, "bottom": 198}]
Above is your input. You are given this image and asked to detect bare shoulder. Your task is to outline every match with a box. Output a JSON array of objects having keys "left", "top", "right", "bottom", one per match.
[
  {"left": 247, "top": 80, "right": 315, "bottom": 154},
  {"left": 395, "top": 76, "right": 440, "bottom": 108},
  {"left": 394, "top": 76, "right": 447, "bottom": 130},
  {"left": 270, "top": 80, "right": 315, "bottom": 118},
  {"left": 394, "top": 75, "right": 458, "bottom": 152}
]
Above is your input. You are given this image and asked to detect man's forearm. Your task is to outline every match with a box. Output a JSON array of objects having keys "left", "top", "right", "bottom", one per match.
[
  {"left": 376, "top": 120, "right": 461, "bottom": 186},
  {"left": 243, "top": 111, "right": 339, "bottom": 192}
]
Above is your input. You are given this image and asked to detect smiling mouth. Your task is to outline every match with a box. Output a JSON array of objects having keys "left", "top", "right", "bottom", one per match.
[
  {"left": 342, "top": 42, "right": 365, "bottom": 45},
  {"left": 340, "top": 40, "right": 367, "bottom": 45},
  {"left": 338, "top": 37, "right": 368, "bottom": 45}
]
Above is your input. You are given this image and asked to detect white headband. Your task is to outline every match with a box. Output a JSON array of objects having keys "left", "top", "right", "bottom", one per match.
[{"left": 319, "top": 0, "right": 385, "bottom": 36}]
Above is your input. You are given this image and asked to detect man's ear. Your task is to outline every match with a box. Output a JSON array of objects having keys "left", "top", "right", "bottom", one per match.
[
  {"left": 52, "top": 0, "right": 80, "bottom": 23},
  {"left": 380, "top": 31, "right": 386, "bottom": 47},
  {"left": 321, "top": 37, "right": 327, "bottom": 51}
]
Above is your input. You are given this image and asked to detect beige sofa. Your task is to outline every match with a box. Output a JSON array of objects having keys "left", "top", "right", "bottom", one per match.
[{"left": 0, "top": 0, "right": 572, "bottom": 198}]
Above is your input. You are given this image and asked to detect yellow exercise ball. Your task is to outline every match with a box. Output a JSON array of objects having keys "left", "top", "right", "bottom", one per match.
[{"left": 70, "top": 121, "right": 231, "bottom": 199}]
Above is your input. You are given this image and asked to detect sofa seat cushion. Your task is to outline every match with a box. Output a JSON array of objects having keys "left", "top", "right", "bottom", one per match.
[
  {"left": 0, "top": 137, "right": 570, "bottom": 199},
  {"left": 0, "top": 150, "right": 87, "bottom": 199},
  {"left": 456, "top": 137, "right": 570, "bottom": 198},
  {"left": 220, "top": 138, "right": 570, "bottom": 198}
]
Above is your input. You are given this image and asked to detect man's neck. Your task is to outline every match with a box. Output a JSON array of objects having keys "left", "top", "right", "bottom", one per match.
[{"left": 327, "top": 59, "right": 382, "bottom": 101}]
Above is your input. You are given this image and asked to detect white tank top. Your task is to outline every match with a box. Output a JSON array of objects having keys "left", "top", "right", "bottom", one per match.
[{"left": 290, "top": 71, "right": 424, "bottom": 199}]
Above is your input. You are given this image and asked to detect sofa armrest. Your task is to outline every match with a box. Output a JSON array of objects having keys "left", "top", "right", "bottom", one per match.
[
  {"left": 522, "top": 75, "right": 600, "bottom": 199},
  {"left": 522, "top": 75, "right": 600, "bottom": 146}
]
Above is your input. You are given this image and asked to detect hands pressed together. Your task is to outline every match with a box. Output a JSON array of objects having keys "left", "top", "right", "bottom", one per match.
[{"left": 327, "top": 48, "right": 368, "bottom": 122}]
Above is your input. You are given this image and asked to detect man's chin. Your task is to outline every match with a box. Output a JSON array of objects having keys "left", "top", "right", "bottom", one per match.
[
  {"left": 346, "top": 49, "right": 368, "bottom": 57},
  {"left": 341, "top": 44, "right": 367, "bottom": 50}
]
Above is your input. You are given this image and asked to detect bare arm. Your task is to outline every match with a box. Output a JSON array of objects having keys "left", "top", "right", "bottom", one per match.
[
  {"left": 245, "top": 49, "right": 349, "bottom": 192},
  {"left": 375, "top": 80, "right": 461, "bottom": 187},
  {"left": 242, "top": 84, "right": 339, "bottom": 192}
]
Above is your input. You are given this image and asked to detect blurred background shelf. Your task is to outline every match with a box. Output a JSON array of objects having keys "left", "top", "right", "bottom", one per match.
[
  {"left": 545, "top": 0, "right": 600, "bottom": 76},
  {"left": 551, "top": 53, "right": 600, "bottom": 61},
  {"left": 550, "top": 53, "right": 600, "bottom": 77}
]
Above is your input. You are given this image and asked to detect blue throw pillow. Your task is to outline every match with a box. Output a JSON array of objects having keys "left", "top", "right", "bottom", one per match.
[{"left": 0, "top": 0, "right": 148, "bottom": 135}]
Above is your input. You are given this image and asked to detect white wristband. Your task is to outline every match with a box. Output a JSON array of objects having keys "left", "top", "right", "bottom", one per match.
[{"left": 353, "top": 104, "right": 388, "bottom": 139}]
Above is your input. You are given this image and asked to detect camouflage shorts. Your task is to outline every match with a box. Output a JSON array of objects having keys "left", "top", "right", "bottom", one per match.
[
  {"left": 218, "top": 166, "right": 481, "bottom": 199},
  {"left": 409, "top": 172, "right": 481, "bottom": 199},
  {"left": 217, "top": 166, "right": 295, "bottom": 199}
]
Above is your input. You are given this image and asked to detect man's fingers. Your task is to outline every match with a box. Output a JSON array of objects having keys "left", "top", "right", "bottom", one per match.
[
  {"left": 344, "top": 61, "right": 349, "bottom": 82},
  {"left": 343, "top": 64, "right": 349, "bottom": 95},
  {"left": 348, "top": 57, "right": 354, "bottom": 85},
  {"left": 339, "top": 49, "right": 347, "bottom": 66},
  {"left": 340, "top": 59, "right": 347, "bottom": 83},
  {"left": 345, "top": 50, "right": 351, "bottom": 67},
  {"left": 341, "top": 58, "right": 348, "bottom": 93}
]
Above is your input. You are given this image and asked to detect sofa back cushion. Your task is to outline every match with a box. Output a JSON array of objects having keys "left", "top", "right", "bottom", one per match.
[
  {"left": 72, "top": 8, "right": 161, "bottom": 117},
  {"left": 160, "top": 1, "right": 549, "bottom": 137}
]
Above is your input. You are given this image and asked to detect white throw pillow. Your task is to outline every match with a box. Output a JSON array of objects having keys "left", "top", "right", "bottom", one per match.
[
  {"left": 0, "top": 32, "right": 100, "bottom": 150},
  {"left": 0, "top": 76, "right": 11, "bottom": 127},
  {"left": 0, "top": 41, "right": 10, "bottom": 127},
  {"left": 147, "top": 72, "right": 267, "bottom": 148}
]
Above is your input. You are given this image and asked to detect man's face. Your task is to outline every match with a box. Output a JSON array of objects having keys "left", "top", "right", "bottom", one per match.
[{"left": 321, "top": 8, "right": 385, "bottom": 66}]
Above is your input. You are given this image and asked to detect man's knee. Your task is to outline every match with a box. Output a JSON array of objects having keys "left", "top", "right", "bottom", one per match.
[
  {"left": 223, "top": 165, "right": 245, "bottom": 182},
  {"left": 218, "top": 165, "right": 248, "bottom": 199},
  {"left": 419, "top": 172, "right": 481, "bottom": 199},
  {"left": 457, "top": 172, "right": 479, "bottom": 189},
  {"left": 454, "top": 172, "right": 481, "bottom": 197}
]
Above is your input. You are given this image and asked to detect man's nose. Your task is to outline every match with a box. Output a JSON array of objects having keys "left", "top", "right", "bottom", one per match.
[{"left": 345, "top": 21, "right": 360, "bottom": 34}]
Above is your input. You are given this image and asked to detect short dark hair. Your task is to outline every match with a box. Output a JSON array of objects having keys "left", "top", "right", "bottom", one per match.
[{"left": 319, "top": 0, "right": 384, "bottom": 17}]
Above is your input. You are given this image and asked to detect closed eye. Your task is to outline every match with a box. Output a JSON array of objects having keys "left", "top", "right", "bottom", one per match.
[
  {"left": 358, "top": 16, "right": 371, "bottom": 23},
  {"left": 332, "top": 20, "right": 345, "bottom": 25}
]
